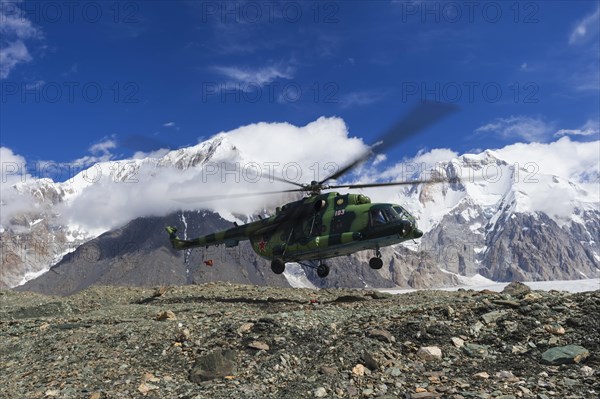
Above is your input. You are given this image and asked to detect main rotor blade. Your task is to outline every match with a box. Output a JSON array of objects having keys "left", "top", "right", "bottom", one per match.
[
  {"left": 320, "top": 101, "right": 458, "bottom": 184},
  {"left": 328, "top": 177, "right": 454, "bottom": 190},
  {"left": 327, "top": 173, "right": 488, "bottom": 190},
  {"left": 258, "top": 173, "right": 305, "bottom": 188},
  {"left": 172, "top": 188, "right": 305, "bottom": 203}
]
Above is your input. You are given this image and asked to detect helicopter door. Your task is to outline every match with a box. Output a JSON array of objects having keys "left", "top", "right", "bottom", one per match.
[{"left": 370, "top": 209, "right": 387, "bottom": 226}]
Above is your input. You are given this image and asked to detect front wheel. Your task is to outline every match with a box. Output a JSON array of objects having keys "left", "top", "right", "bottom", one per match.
[
  {"left": 271, "top": 258, "right": 285, "bottom": 274},
  {"left": 316, "top": 263, "right": 330, "bottom": 278},
  {"left": 369, "top": 257, "right": 383, "bottom": 270}
]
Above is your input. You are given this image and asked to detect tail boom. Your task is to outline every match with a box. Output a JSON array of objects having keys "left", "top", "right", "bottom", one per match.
[{"left": 165, "top": 226, "right": 246, "bottom": 250}]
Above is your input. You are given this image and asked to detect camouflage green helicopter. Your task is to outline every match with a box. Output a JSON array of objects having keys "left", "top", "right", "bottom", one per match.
[{"left": 166, "top": 102, "right": 457, "bottom": 278}]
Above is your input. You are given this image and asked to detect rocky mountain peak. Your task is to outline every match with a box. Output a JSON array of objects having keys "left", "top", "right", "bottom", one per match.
[{"left": 3, "top": 133, "right": 599, "bottom": 290}]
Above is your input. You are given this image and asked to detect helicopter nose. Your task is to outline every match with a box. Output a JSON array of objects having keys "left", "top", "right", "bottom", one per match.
[
  {"left": 399, "top": 220, "right": 413, "bottom": 236},
  {"left": 413, "top": 228, "right": 423, "bottom": 238}
]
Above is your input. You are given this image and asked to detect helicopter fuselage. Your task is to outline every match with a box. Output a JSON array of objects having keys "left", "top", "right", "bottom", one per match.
[
  {"left": 248, "top": 192, "right": 422, "bottom": 262},
  {"left": 167, "top": 192, "right": 423, "bottom": 264}
]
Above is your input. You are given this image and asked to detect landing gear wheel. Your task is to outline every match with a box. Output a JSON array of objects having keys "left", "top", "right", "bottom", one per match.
[
  {"left": 369, "top": 257, "right": 383, "bottom": 270},
  {"left": 316, "top": 263, "right": 330, "bottom": 278},
  {"left": 271, "top": 258, "right": 285, "bottom": 274}
]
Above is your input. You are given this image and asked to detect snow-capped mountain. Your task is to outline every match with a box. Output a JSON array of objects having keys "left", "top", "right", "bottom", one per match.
[
  {"left": 2, "top": 131, "right": 317, "bottom": 288},
  {"left": 2, "top": 139, "right": 205, "bottom": 282},
  {"left": 395, "top": 150, "right": 599, "bottom": 281},
  {"left": 2, "top": 121, "right": 599, "bottom": 289},
  {"left": 1, "top": 178, "right": 92, "bottom": 288}
]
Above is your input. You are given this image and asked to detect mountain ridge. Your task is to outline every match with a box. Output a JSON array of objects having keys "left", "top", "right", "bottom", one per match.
[{"left": 3, "top": 130, "right": 599, "bottom": 290}]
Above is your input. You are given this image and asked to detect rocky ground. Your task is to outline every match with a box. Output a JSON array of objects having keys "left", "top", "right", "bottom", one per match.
[{"left": 1, "top": 282, "right": 598, "bottom": 399}]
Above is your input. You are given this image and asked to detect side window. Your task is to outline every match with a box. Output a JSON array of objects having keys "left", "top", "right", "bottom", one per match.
[
  {"left": 371, "top": 209, "right": 386, "bottom": 226},
  {"left": 383, "top": 208, "right": 399, "bottom": 221},
  {"left": 393, "top": 206, "right": 407, "bottom": 219}
]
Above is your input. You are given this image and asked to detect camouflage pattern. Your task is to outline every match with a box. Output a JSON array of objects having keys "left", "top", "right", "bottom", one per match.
[{"left": 166, "top": 192, "right": 423, "bottom": 263}]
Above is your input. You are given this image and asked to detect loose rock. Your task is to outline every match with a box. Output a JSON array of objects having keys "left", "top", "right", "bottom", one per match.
[
  {"left": 417, "top": 346, "right": 442, "bottom": 361},
  {"left": 189, "top": 350, "right": 237, "bottom": 382},
  {"left": 361, "top": 351, "right": 379, "bottom": 371},
  {"left": 248, "top": 341, "right": 269, "bottom": 351},
  {"left": 1, "top": 283, "right": 597, "bottom": 399},
  {"left": 352, "top": 364, "right": 366, "bottom": 376},
  {"left": 367, "top": 328, "right": 394, "bottom": 343},
  {"left": 541, "top": 345, "right": 589, "bottom": 365},
  {"left": 451, "top": 337, "right": 465, "bottom": 348},
  {"left": 481, "top": 310, "right": 507, "bottom": 324},
  {"left": 580, "top": 365, "right": 594, "bottom": 377},
  {"left": 544, "top": 323, "right": 566, "bottom": 335},
  {"left": 156, "top": 310, "right": 177, "bottom": 321},
  {"left": 462, "top": 343, "right": 489, "bottom": 358},
  {"left": 502, "top": 281, "right": 531, "bottom": 297}
]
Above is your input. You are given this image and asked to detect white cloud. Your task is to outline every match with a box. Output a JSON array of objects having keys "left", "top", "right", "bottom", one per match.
[
  {"left": 6, "top": 117, "right": 599, "bottom": 235},
  {"left": 89, "top": 139, "right": 117, "bottom": 155},
  {"left": 56, "top": 117, "right": 369, "bottom": 231},
  {"left": 62, "top": 63, "right": 78, "bottom": 77},
  {"left": 22, "top": 138, "right": 120, "bottom": 182},
  {"left": 360, "top": 137, "right": 599, "bottom": 226},
  {"left": 564, "top": 8, "right": 599, "bottom": 92},
  {"left": 569, "top": 6, "right": 600, "bottom": 45},
  {"left": 1, "top": 146, "right": 27, "bottom": 183},
  {"left": 4, "top": 114, "right": 600, "bottom": 240},
  {"left": 132, "top": 148, "right": 170, "bottom": 159},
  {"left": 0, "top": 146, "right": 35, "bottom": 228},
  {"left": 475, "top": 115, "right": 555, "bottom": 142},
  {"left": 212, "top": 64, "right": 294, "bottom": 86},
  {"left": 339, "top": 91, "right": 385, "bottom": 109},
  {"left": 0, "top": 3, "right": 40, "bottom": 39},
  {"left": 0, "top": 1, "right": 42, "bottom": 79},
  {"left": 519, "top": 62, "right": 535, "bottom": 72},
  {"left": 162, "top": 121, "right": 180, "bottom": 131},
  {"left": 555, "top": 119, "right": 600, "bottom": 137},
  {"left": 67, "top": 138, "right": 118, "bottom": 169},
  {"left": 494, "top": 136, "right": 600, "bottom": 185},
  {"left": 372, "top": 154, "right": 386, "bottom": 166},
  {"left": 410, "top": 148, "right": 459, "bottom": 167},
  {"left": 493, "top": 137, "right": 600, "bottom": 219},
  {"left": 569, "top": 61, "right": 600, "bottom": 92},
  {"left": 0, "top": 40, "right": 32, "bottom": 79},
  {"left": 376, "top": 148, "right": 458, "bottom": 181},
  {"left": 25, "top": 79, "right": 44, "bottom": 90}
]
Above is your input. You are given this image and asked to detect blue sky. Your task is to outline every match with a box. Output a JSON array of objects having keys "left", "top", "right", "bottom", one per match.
[{"left": 1, "top": 0, "right": 598, "bottom": 175}]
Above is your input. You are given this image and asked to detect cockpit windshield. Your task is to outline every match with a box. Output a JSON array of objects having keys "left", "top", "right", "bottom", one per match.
[
  {"left": 393, "top": 206, "right": 410, "bottom": 219},
  {"left": 383, "top": 207, "right": 400, "bottom": 221},
  {"left": 370, "top": 206, "right": 402, "bottom": 226}
]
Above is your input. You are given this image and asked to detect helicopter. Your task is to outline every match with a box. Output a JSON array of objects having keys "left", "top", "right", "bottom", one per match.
[{"left": 166, "top": 102, "right": 458, "bottom": 278}]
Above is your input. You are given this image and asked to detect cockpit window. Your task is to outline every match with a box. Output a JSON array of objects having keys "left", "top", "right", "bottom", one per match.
[
  {"left": 371, "top": 206, "right": 401, "bottom": 226},
  {"left": 371, "top": 209, "right": 386, "bottom": 226},
  {"left": 383, "top": 207, "right": 400, "bottom": 221},
  {"left": 393, "top": 206, "right": 408, "bottom": 219}
]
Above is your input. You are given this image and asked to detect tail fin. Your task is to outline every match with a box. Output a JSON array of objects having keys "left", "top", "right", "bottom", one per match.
[
  {"left": 165, "top": 226, "right": 178, "bottom": 239},
  {"left": 165, "top": 226, "right": 182, "bottom": 249},
  {"left": 165, "top": 226, "right": 197, "bottom": 250}
]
